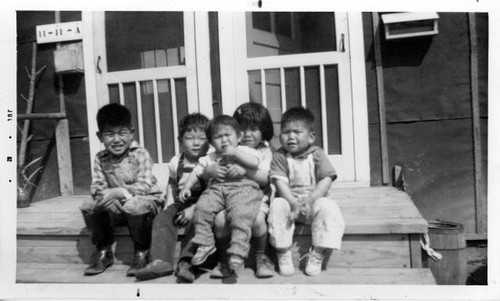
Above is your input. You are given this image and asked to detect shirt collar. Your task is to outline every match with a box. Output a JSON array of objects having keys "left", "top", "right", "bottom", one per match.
[{"left": 282, "top": 145, "right": 319, "bottom": 159}]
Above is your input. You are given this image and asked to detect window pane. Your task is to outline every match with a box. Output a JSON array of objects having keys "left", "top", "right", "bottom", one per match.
[
  {"left": 325, "top": 65, "right": 341, "bottom": 154},
  {"left": 284, "top": 67, "right": 301, "bottom": 109},
  {"left": 252, "top": 12, "right": 271, "bottom": 32},
  {"left": 158, "top": 79, "right": 175, "bottom": 161},
  {"left": 122, "top": 83, "right": 140, "bottom": 144},
  {"left": 108, "top": 84, "right": 119, "bottom": 104},
  {"left": 248, "top": 70, "right": 262, "bottom": 104},
  {"left": 248, "top": 12, "right": 336, "bottom": 58},
  {"left": 106, "top": 12, "right": 185, "bottom": 72},
  {"left": 140, "top": 81, "right": 158, "bottom": 162},
  {"left": 304, "top": 66, "right": 323, "bottom": 149},
  {"left": 265, "top": 69, "right": 282, "bottom": 135},
  {"left": 175, "top": 78, "right": 188, "bottom": 128},
  {"left": 275, "top": 13, "right": 292, "bottom": 38}
]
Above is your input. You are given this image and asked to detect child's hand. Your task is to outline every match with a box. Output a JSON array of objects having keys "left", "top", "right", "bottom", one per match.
[
  {"left": 178, "top": 188, "right": 191, "bottom": 202},
  {"left": 101, "top": 187, "right": 127, "bottom": 202},
  {"left": 174, "top": 205, "right": 195, "bottom": 227},
  {"left": 97, "top": 188, "right": 128, "bottom": 213},
  {"left": 221, "top": 144, "right": 237, "bottom": 157},
  {"left": 225, "top": 164, "right": 246, "bottom": 179},
  {"left": 205, "top": 163, "right": 228, "bottom": 182},
  {"left": 299, "top": 195, "right": 313, "bottom": 217},
  {"left": 289, "top": 200, "right": 300, "bottom": 222},
  {"left": 103, "top": 199, "right": 124, "bottom": 215}
]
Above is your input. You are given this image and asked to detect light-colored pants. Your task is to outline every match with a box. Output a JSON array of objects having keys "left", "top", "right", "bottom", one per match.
[{"left": 268, "top": 197, "right": 345, "bottom": 250}]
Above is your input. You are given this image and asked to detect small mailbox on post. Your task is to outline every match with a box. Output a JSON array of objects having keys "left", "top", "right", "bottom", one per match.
[
  {"left": 36, "top": 21, "right": 84, "bottom": 74},
  {"left": 381, "top": 12, "right": 439, "bottom": 40}
]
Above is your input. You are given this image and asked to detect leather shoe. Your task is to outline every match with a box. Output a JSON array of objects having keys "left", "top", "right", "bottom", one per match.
[
  {"left": 135, "top": 259, "right": 174, "bottom": 281},
  {"left": 84, "top": 249, "right": 114, "bottom": 276},
  {"left": 126, "top": 250, "right": 149, "bottom": 277}
]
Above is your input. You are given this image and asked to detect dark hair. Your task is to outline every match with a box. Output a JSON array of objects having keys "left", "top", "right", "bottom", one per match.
[
  {"left": 178, "top": 113, "right": 210, "bottom": 139},
  {"left": 281, "top": 106, "right": 315, "bottom": 131},
  {"left": 206, "top": 115, "right": 240, "bottom": 142},
  {"left": 96, "top": 103, "right": 132, "bottom": 132},
  {"left": 233, "top": 102, "right": 274, "bottom": 142}
]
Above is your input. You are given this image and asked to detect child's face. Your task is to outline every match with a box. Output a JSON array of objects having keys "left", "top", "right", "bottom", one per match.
[
  {"left": 210, "top": 125, "right": 240, "bottom": 153},
  {"left": 240, "top": 126, "right": 262, "bottom": 149},
  {"left": 97, "top": 126, "right": 134, "bottom": 157},
  {"left": 180, "top": 128, "right": 209, "bottom": 161},
  {"left": 280, "top": 121, "right": 315, "bottom": 156}
]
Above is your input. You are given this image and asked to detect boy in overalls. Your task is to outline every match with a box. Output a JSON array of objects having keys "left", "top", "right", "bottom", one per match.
[{"left": 80, "top": 103, "right": 164, "bottom": 276}]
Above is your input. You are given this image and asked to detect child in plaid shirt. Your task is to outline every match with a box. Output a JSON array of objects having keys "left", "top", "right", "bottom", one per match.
[{"left": 80, "top": 103, "right": 164, "bottom": 277}]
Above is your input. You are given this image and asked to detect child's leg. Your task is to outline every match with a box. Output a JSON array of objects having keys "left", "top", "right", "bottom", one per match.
[
  {"left": 267, "top": 197, "right": 296, "bottom": 276},
  {"left": 190, "top": 187, "right": 225, "bottom": 266},
  {"left": 267, "top": 197, "right": 295, "bottom": 250},
  {"left": 310, "top": 197, "right": 345, "bottom": 250},
  {"left": 175, "top": 220, "right": 197, "bottom": 283},
  {"left": 252, "top": 210, "right": 268, "bottom": 251},
  {"left": 135, "top": 204, "right": 178, "bottom": 281},
  {"left": 214, "top": 210, "right": 231, "bottom": 240},
  {"left": 80, "top": 199, "right": 115, "bottom": 276},
  {"left": 190, "top": 187, "right": 224, "bottom": 247},
  {"left": 303, "top": 197, "right": 345, "bottom": 276},
  {"left": 209, "top": 210, "right": 233, "bottom": 278},
  {"left": 149, "top": 204, "right": 179, "bottom": 264},
  {"left": 252, "top": 209, "right": 274, "bottom": 278},
  {"left": 224, "top": 185, "right": 262, "bottom": 263},
  {"left": 126, "top": 212, "right": 153, "bottom": 276},
  {"left": 81, "top": 199, "right": 115, "bottom": 250},
  {"left": 123, "top": 195, "right": 163, "bottom": 277}
]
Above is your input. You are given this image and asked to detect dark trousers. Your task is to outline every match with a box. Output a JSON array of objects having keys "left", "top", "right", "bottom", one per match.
[
  {"left": 149, "top": 203, "right": 196, "bottom": 265},
  {"left": 81, "top": 207, "right": 153, "bottom": 251}
]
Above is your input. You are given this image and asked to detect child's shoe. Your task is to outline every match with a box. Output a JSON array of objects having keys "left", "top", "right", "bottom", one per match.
[
  {"left": 228, "top": 254, "right": 245, "bottom": 271},
  {"left": 210, "top": 260, "right": 233, "bottom": 279},
  {"left": 176, "top": 260, "right": 195, "bottom": 283},
  {"left": 135, "top": 259, "right": 174, "bottom": 281},
  {"left": 127, "top": 250, "right": 149, "bottom": 277},
  {"left": 304, "top": 248, "right": 324, "bottom": 276},
  {"left": 255, "top": 254, "right": 274, "bottom": 278},
  {"left": 277, "top": 249, "right": 294, "bottom": 276},
  {"left": 84, "top": 248, "right": 114, "bottom": 276},
  {"left": 191, "top": 245, "right": 216, "bottom": 266}
]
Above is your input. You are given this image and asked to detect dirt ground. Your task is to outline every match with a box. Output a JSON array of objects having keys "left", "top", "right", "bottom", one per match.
[{"left": 465, "top": 240, "right": 487, "bottom": 285}]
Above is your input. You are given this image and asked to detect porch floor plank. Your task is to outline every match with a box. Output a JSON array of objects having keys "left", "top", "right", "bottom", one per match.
[
  {"left": 17, "top": 187, "right": 428, "bottom": 236},
  {"left": 16, "top": 262, "right": 436, "bottom": 285}
]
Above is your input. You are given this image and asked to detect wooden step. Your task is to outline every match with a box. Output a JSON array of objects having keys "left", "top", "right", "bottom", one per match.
[
  {"left": 16, "top": 262, "right": 436, "bottom": 285},
  {"left": 17, "top": 187, "right": 429, "bottom": 273},
  {"left": 17, "top": 233, "right": 415, "bottom": 268}
]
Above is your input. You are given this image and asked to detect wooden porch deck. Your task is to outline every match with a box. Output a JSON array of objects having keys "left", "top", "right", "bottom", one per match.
[{"left": 16, "top": 186, "right": 435, "bottom": 284}]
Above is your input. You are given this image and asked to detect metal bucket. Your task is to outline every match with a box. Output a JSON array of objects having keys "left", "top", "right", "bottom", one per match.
[{"left": 428, "top": 220, "right": 467, "bottom": 285}]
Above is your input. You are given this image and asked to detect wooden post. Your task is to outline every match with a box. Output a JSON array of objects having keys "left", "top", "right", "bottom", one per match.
[
  {"left": 55, "top": 11, "right": 74, "bottom": 196},
  {"left": 409, "top": 234, "right": 423, "bottom": 268},
  {"left": 468, "top": 13, "right": 485, "bottom": 235},
  {"left": 372, "top": 13, "right": 390, "bottom": 185}
]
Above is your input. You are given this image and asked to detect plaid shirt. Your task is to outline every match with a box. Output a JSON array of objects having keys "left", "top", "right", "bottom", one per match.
[{"left": 90, "top": 141, "right": 162, "bottom": 201}]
